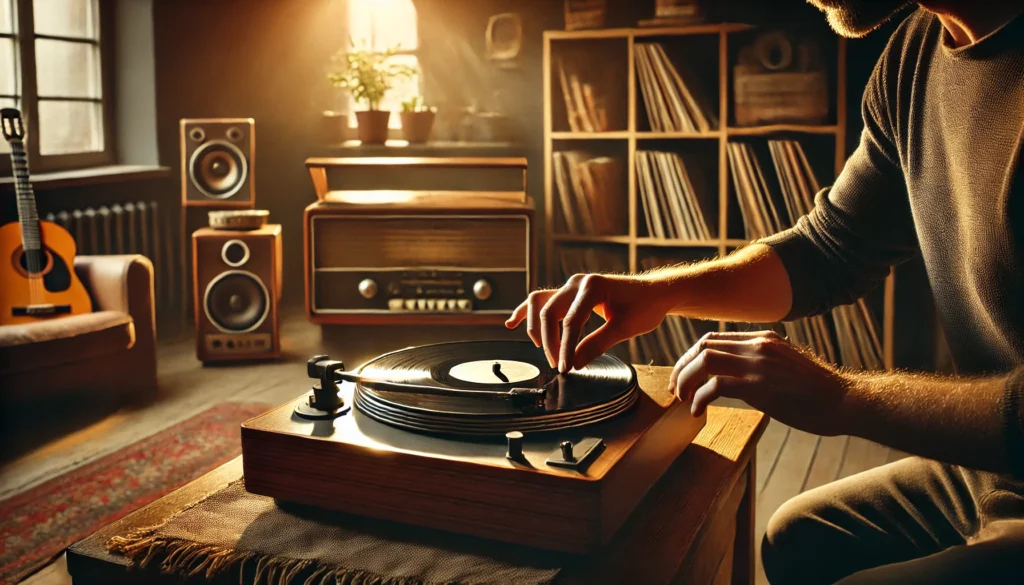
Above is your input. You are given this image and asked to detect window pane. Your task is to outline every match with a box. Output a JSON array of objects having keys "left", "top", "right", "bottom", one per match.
[
  {"left": 349, "top": 0, "right": 417, "bottom": 51},
  {"left": 0, "top": 37, "right": 15, "bottom": 95},
  {"left": 33, "top": 0, "right": 96, "bottom": 39},
  {"left": 0, "top": 0, "right": 14, "bottom": 33},
  {"left": 38, "top": 99, "right": 102, "bottom": 154},
  {"left": 0, "top": 97, "right": 16, "bottom": 153},
  {"left": 35, "top": 38, "right": 99, "bottom": 98}
]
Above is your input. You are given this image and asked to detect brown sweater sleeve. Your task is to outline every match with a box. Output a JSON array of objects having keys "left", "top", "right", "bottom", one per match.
[
  {"left": 760, "top": 36, "right": 920, "bottom": 320},
  {"left": 1003, "top": 367, "right": 1024, "bottom": 477}
]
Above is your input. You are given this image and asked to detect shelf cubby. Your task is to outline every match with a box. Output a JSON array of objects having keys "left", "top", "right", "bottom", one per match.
[{"left": 544, "top": 21, "right": 895, "bottom": 369}]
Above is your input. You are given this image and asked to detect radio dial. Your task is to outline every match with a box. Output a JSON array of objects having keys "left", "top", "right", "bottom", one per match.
[
  {"left": 358, "top": 278, "right": 378, "bottom": 299},
  {"left": 472, "top": 279, "right": 493, "bottom": 301}
]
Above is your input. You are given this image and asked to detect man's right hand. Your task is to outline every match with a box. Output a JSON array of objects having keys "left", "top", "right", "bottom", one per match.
[{"left": 505, "top": 273, "right": 672, "bottom": 373}]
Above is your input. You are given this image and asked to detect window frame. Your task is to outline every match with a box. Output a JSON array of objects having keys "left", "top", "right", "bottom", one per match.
[
  {"left": 340, "top": 0, "right": 422, "bottom": 139},
  {"left": 0, "top": 0, "right": 116, "bottom": 175}
]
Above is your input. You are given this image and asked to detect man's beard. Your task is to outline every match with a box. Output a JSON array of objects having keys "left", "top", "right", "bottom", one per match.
[{"left": 806, "top": 0, "right": 913, "bottom": 37}]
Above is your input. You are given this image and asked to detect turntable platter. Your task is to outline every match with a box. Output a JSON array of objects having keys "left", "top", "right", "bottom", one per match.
[{"left": 353, "top": 340, "right": 638, "bottom": 435}]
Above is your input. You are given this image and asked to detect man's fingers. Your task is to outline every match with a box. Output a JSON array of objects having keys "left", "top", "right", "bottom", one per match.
[
  {"left": 539, "top": 288, "right": 578, "bottom": 369},
  {"left": 505, "top": 301, "right": 529, "bottom": 329},
  {"left": 525, "top": 292, "right": 550, "bottom": 347},
  {"left": 573, "top": 321, "right": 627, "bottom": 370},
  {"left": 558, "top": 276, "right": 603, "bottom": 372},
  {"left": 672, "top": 348, "right": 758, "bottom": 404},
  {"left": 668, "top": 334, "right": 776, "bottom": 393},
  {"left": 691, "top": 376, "right": 753, "bottom": 417}
]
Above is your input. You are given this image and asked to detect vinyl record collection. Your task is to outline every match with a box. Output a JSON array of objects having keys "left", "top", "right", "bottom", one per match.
[
  {"left": 556, "top": 245, "right": 628, "bottom": 279},
  {"left": 556, "top": 58, "right": 612, "bottom": 133},
  {"left": 636, "top": 150, "right": 714, "bottom": 239},
  {"left": 553, "top": 151, "right": 624, "bottom": 235},
  {"left": 635, "top": 42, "right": 717, "bottom": 132},
  {"left": 727, "top": 139, "right": 884, "bottom": 369}
]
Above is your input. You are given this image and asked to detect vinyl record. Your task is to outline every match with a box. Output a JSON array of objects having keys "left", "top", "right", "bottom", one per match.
[{"left": 353, "top": 340, "right": 638, "bottom": 436}]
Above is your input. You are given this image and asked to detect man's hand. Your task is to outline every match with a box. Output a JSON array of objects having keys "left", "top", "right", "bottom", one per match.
[
  {"left": 670, "top": 330, "right": 852, "bottom": 436},
  {"left": 505, "top": 273, "right": 672, "bottom": 372}
]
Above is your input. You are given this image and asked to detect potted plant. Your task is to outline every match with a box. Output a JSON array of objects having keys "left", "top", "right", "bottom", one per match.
[
  {"left": 399, "top": 96, "right": 436, "bottom": 144},
  {"left": 327, "top": 43, "right": 414, "bottom": 145}
]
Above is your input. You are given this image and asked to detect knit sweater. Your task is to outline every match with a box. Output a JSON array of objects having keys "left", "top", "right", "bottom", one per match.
[{"left": 763, "top": 9, "right": 1024, "bottom": 377}]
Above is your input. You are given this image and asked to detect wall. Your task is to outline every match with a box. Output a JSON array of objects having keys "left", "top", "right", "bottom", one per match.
[{"left": 4, "top": 0, "right": 937, "bottom": 365}]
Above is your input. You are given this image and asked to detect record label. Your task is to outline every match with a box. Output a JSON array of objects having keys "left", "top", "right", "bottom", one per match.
[{"left": 448, "top": 360, "right": 540, "bottom": 385}]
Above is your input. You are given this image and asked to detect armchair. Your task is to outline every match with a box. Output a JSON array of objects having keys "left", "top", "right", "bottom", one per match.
[{"left": 0, "top": 255, "right": 157, "bottom": 401}]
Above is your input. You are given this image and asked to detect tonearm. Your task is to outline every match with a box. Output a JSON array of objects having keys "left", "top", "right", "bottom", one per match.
[{"left": 294, "top": 355, "right": 549, "bottom": 420}]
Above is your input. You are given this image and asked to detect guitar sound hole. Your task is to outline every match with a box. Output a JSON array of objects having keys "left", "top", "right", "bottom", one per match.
[
  {"left": 16, "top": 247, "right": 72, "bottom": 292},
  {"left": 17, "top": 248, "right": 48, "bottom": 275}
]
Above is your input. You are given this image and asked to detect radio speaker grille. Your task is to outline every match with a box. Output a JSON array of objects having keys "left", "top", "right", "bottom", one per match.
[{"left": 312, "top": 216, "right": 528, "bottom": 269}]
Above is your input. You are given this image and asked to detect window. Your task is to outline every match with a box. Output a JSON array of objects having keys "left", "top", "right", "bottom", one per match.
[
  {"left": 346, "top": 0, "right": 420, "bottom": 130},
  {"left": 0, "top": 0, "right": 112, "bottom": 173}
]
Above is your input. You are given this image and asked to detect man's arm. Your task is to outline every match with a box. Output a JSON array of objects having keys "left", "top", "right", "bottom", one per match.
[
  {"left": 505, "top": 244, "right": 794, "bottom": 370},
  {"left": 842, "top": 369, "right": 1024, "bottom": 474},
  {"left": 670, "top": 331, "right": 1024, "bottom": 477}
]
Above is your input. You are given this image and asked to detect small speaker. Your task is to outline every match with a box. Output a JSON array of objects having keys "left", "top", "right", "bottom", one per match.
[
  {"left": 181, "top": 118, "right": 255, "bottom": 207},
  {"left": 193, "top": 225, "right": 281, "bottom": 362}
]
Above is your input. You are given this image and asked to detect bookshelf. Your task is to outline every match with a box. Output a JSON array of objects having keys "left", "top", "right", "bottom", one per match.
[{"left": 543, "top": 22, "right": 896, "bottom": 370}]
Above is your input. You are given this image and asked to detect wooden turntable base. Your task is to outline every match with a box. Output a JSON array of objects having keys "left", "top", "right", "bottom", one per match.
[{"left": 241, "top": 365, "right": 705, "bottom": 554}]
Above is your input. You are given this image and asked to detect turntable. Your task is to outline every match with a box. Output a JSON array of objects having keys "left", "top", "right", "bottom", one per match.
[{"left": 241, "top": 341, "right": 705, "bottom": 554}]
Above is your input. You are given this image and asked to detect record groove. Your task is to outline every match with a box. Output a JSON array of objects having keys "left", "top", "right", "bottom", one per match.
[{"left": 353, "top": 340, "right": 638, "bottom": 436}]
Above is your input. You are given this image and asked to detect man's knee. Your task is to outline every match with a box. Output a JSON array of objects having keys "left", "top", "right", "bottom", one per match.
[{"left": 761, "top": 493, "right": 824, "bottom": 581}]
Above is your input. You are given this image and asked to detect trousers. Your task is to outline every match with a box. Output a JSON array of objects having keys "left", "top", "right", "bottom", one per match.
[{"left": 761, "top": 456, "right": 1024, "bottom": 584}]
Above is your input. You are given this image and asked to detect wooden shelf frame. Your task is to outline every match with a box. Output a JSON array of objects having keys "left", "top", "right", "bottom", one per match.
[{"left": 543, "top": 22, "right": 896, "bottom": 369}]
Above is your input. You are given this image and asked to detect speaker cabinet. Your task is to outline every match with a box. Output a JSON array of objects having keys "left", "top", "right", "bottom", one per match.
[
  {"left": 193, "top": 225, "right": 281, "bottom": 362},
  {"left": 181, "top": 118, "right": 255, "bottom": 207}
]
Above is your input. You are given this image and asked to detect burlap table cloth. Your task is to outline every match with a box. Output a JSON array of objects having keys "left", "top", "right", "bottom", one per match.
[{"left": 108, "top": 480, "right": 562, "bottom": 585}]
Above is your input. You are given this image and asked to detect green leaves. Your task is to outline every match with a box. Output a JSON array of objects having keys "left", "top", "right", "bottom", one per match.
[{"left": 327, "top": 42, "right": 415, "bottom": 110}]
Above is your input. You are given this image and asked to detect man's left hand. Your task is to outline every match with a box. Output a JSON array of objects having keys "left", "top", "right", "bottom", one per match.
[{"left": 669, "top": 330, "right": 853, "bottom": 436}]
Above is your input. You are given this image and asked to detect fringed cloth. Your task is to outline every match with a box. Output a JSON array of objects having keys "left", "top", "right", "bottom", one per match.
[{"left": 108, "top": 480, "right": 562, "bottom": 585}]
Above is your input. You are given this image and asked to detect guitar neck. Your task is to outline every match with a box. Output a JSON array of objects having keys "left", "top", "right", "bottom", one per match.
[{"left": 9, "top": 140, "right": 41, "bottom": 252}]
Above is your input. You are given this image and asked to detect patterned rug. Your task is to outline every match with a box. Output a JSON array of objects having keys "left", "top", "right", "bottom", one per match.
[{"left": 0, "top": 401, "right": 271, "bottom": 584}]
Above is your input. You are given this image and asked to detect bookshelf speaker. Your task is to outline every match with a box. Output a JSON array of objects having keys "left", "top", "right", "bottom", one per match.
[
  {"left": 193, "top": 225, "right": 281, "bottom": 362},
  {"left": 181, "top": 118, "right": 255, "bottom": 208}
]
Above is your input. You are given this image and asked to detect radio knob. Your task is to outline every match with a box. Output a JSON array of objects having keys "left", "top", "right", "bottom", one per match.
[
  {"left": 358, "top": 279, "right": 378, "bottom": 299},
  {"left": 472, "top": 279, "right": 493, "bottom": 301}
]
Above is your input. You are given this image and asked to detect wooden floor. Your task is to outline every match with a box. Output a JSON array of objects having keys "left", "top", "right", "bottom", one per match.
[{"left": 3, "top": 308, "right": 903, "bottom": 585}]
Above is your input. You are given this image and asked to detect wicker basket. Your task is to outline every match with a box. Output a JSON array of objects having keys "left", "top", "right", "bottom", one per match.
[
  {"left": 733, "top": 67, "right": 828, "bottom": 126},
  {"left": 564, "top": 0, "right": 606, "bottom": 31},
  {"left": 732, "top": 31, "right": 829, "bottom": 126},
  {"left": 655, "top": 0, "right": 701, "bottom": 19}
]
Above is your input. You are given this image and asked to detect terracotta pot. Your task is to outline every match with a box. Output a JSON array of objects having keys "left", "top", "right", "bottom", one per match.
[
  {"left": 355, "top": 110, "right": 391, "bottom": 145},
  {"left": 321, "top": 111, "right": 348, "bottom": 144},
  {"left": 400, "top": 110, "right": 436, "bottom": 144}
]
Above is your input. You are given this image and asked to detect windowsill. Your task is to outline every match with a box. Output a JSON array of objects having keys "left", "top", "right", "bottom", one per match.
[
  {"left": 0, "top": 164, "right": 171, "bottom": 191},
  {"left": 322, "top": 140, "right": 524, "bottom": 154}
]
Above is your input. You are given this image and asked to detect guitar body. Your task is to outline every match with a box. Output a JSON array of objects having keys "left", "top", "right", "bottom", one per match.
[{"left": 0, "top": 220, "right": 92, "bottom": 325}]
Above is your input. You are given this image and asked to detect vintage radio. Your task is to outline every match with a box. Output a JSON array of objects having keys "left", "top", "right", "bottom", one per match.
[
  {"left": 193, "top": 224, "right": 281, "bottom": 361},
  {"left": 303, "top": 157, "right": 534, "bottom": 325}
]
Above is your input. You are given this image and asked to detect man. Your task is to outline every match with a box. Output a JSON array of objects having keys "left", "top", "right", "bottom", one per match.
[{"left": 506, "top": 1, "right": 1024, "bottom": 582}]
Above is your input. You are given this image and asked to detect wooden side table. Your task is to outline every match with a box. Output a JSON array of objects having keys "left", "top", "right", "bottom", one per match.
[{"left": 67, "top": 406, "right": 766, "bottom": 585}]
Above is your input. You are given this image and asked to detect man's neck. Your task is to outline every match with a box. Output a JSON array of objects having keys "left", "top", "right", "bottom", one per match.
[{"left": 918, "top": 0, "right": 1024, "bottom": 46}]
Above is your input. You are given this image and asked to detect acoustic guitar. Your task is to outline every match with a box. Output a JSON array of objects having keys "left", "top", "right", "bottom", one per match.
[{"left": 0, "top": 108, "right": 91, "bottom": 325}]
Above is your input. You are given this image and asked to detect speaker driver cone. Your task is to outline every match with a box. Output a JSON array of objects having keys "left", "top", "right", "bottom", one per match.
[
  {"left": 204, "top": 270, "right": 269, "bottom": 333},
  {"left": 189, "top": 139, "right": 248, "bottom": 199}
]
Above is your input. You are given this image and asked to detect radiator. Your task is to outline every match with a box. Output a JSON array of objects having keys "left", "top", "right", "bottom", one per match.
[{"left": 45, "top": 200, "right": 177, "bottom": 307}]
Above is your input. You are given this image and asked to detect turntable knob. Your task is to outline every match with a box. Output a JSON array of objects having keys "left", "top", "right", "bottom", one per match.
[
  {"left": 506, "top": 431, "right": 524, "bottom": 461},
  {"left": 560, "top": 440, "right": 576, "bottom": 462},
  {"left": 358, "top": 278, "right": 378, "bottom": 299},
  {"left": 472, "top": 279, "right": 493, "bottom": 301}
]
